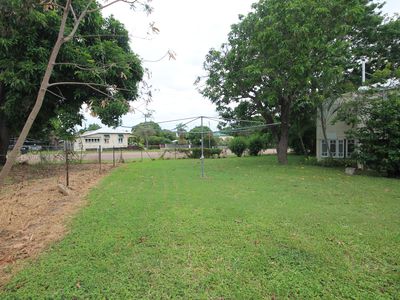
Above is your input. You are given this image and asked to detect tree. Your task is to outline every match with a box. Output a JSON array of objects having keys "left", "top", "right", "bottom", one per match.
[
  {"left": 248, "top": 135, "right": 265, "bottom": 156},
  {"left": 176, "top": 123, "right": 188, "bottom": 144},
  {"left": 0, "top": 0, "right": 150, "bottom": 185},
  {"left": 187, "top": 126, "right": 216, "bottom": 147},
  {"left": 287, "top": 99, "right": 316, "bottom": 156},
  {"left": 132, "top": 121, "right": 160, "bottom": 147},
  {"left": 86, "top": 123, "right": 102, "bottom": 132},
  {"left": 229, "top": 137, "right": 248, "bottom": 157},
  {"left": 337, "top": 91, "right": 400, "bottom": 177},
  {"left": 199, "top": 0, "right": 383, "bottom": 164}
]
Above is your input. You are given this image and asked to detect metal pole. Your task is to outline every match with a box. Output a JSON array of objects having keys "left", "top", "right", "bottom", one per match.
[
  {"left": 201, "top": 116, "right": 205, "bottom": 178},
  {"left": 99, "top": 145, "right": 102, "bottom": 172},
  {"left": 65, "top": 142, "right": 69, "bottom": 187}
]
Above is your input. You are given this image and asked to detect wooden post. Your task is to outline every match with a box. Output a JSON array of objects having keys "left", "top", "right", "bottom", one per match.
[
  {"left": 113, "top": 146, "right": 115, "bottom": 167},
  {"left": 99, "top": 145, "right": 102, "bottom": 172},
  {"left": 65, "top": 142, "right": 69, "bottom": 187}
]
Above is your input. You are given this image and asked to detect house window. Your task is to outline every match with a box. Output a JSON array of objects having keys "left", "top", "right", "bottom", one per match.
[
  {"left": 321, "top": 140, "right": 328, "bottom": 157},
  {"left": 84, "top": 138, "right": 100, "bottom": 143},
  {"left": 330, "top": 140, "right": 337, "bottom": 157},
  {"left": 347, "top": 139, "right": 355, "bottom": 157},
  {"left": 321, "top": 139, "right": 344, "bottom": 158},
  {"left": 118, "top": 134, "right": 124, "bottom": 144},
  {"left": 104, "top": 134, "right": 110, "bottom": 144},
  {"left": 338, "top": 140, "right": 344, "bottom": 158}
]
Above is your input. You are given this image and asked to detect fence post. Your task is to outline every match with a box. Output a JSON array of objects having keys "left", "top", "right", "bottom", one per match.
[
  {"left": 65, "top": 142, "right": 69, "bottom": 187},
  {"left": 98, "top": 145, "right": 102, "bottom": 172},
  {"left": 113, "top": 146, "right": 115, "bottom": 167}
]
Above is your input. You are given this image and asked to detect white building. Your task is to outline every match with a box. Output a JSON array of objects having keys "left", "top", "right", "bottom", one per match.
[
  {"left": 74, "top": 128, "right": 131, "bottom": 151},
  {"left": 316, "top": 94, "right": 357, "bottom": 161}
]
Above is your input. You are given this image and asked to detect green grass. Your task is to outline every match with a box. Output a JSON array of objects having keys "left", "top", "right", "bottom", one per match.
[{"left": 1, "top": 156, "right": 399, "bottom": 299}]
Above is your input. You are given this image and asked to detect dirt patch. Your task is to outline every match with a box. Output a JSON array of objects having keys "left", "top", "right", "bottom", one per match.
[{"left": 0, "top": 163, "right": 113, "bottom": 287}]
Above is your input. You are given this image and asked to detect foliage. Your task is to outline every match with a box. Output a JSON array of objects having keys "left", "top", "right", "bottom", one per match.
[
  {"left": 49, "top": 112, "right": 80, "bottom": 141},
  {"left": 303, "top": 156, "right": 357, "bottom": 168},
  {"left": 248, "top": 135, "right": 265, "bottom": 156},
  {"left": 0, "top": 0, "right": 144, "bottom": 163},
  {"left": 131, "top": 122, "right": 175, "bottom": 145},
  {"left": 228, "top": 136, "right": 248, "bottom": 157},
  {"left": 86, "top": 124, "right": 101, "bottom": 132},
  {"left": 176, "top": 123, "right": 188, "bottom": 144},
  {"left": 187, "top": 126, "right": 216, "bottom": 147},
  {"left": 198, "top": 0, "right": 389, "bottom": 164},
  {"left": 2, "top": 156, "right": 399, "bottom": 298},
  {"left": 189, "top": 148, "right": 222, "bottom": 159},
  {"left": 289, "top": 100, "right": 316, "bottom": 156},
  {"left": 337, "top": 93, "right": 400, "bottom": 177}
]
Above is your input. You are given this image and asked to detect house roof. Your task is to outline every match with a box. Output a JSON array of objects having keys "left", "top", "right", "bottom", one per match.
[{"left": 80, "top": 127, "right": 131, "bottom": 137}]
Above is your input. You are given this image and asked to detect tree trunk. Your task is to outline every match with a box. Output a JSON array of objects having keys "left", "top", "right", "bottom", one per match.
[
  {"left": 277, "top": 99, "right": 290, "bottom": 164},
  {"left": 319, "top": 105, "right": 332, "bottom": 158},
  {"left": 0, "top": 84, "right": 10, "bottom": 166},
  {"left": 0, "top": 1, "right": 71, "bottom": 186},
  {"left": 298, "top": 131, "right": 308, "bottom": 157}
]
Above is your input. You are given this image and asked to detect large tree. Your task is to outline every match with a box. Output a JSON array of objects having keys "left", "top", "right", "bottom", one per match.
[
  {"left": 0, "top": 0, "right": 148, "bottom": 184},
  {"left": 199, "top": 0, "right": 383, "bottom": 164}
]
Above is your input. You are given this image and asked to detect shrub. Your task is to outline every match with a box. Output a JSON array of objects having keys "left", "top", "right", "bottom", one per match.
[
  {"left": 189, "top": 148, "right": 222, "bottom": 159},
  {"left": 229, "top": 137, "right": 248, "bottom": 157},
  {"left": 303, "top": 157, "right": 357, "bottom": 168},
  {"left": 336, "top": 94, "right": 400, "bottom": 177},
  {"left": 211, "top": 148, "right": 223, "bottom": 157},
  {"left": 248, "top": 135, "right": 264, "bottom": 156}
]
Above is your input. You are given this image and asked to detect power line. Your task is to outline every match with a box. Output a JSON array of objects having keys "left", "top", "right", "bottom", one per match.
[
  {"left": 116, "top": 115, "right": 279, "bottom": 134},
  {"left": 205, "top": 116, "right": 266, "bottom": 124}
]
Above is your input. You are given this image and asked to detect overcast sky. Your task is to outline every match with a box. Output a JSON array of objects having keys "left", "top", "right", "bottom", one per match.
[{"left": 85, "top": 0, "right": 399, "bottom": 130}]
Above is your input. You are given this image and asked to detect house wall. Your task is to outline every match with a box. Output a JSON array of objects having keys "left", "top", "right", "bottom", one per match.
[
  {"left": 74, "top": 133, "right": 130, "bottom": 151},
  {"left": 316, "top": 96, "right": 357, "bottom": 160}
]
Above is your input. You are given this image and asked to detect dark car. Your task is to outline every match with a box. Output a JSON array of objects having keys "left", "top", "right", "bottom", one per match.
[{"left": 8, "top": 144, "right": 29, "bottom": 154}]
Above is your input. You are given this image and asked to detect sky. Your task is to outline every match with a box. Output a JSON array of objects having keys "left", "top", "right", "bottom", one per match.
[{"left": 84, "top": 0, "right": 399, "bottom": 131}]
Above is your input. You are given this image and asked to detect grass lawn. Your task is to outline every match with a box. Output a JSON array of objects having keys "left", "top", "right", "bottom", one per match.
[{"left": 1, "top": 156, "right": 399, "bottom": 299}]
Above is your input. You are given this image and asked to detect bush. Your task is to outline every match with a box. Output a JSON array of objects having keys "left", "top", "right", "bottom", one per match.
[
  {"left": 189, "top": 148, "right": 222, "bottom": 159},
  {"left": 303, "top": 157, "right": 357, "bottom": 168},
  {"left": 248, "top": 135, "right": 264, "bottom": 156},
  {"left": 336, "top": 94, "right": 400, "bottom": 177},
  {"left": 229, "top": 137, "right": 248, "bottom": 157}
]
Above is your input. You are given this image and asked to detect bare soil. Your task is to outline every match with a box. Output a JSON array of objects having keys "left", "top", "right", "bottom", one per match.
[{"left": 0, "top": 163, "right": 112, "bottom": 287}]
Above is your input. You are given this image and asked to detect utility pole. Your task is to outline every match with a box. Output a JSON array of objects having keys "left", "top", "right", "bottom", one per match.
[
  {"left": 208, "top": 121, "right": 211, "bottom": 148},
  {"left": 201, "top": 116, "right": 205, "bottom": 178}
]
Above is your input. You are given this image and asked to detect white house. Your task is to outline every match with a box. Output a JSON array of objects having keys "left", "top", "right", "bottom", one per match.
[
  {"left": 316, "top": 93, "right": 358, "bottom": 161},
  {"left": 74, "top": 128, "right": 131, "bottom": 151},
  {"left": 316, "top": 77, "right": 400, "bottom": 161}
]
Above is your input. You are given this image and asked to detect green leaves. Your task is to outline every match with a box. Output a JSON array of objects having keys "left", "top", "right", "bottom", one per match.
[
  {"left": 0, "top": 1, "right": 143, "bottom": 138},
  {"left": 337, "top": 93, "right": 400, "bottom": 177}
]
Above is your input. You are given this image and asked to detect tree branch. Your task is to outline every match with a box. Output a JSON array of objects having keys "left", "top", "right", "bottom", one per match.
[
  {"left": 47, "top": 81, "right": 134, "bottom": 93},
  {"left": 69, "top": 3, "right": 78, "bottom": 23},
  {"left": 63, "top": 0, "right": 95, "bottom": 42},
  {"left": 54, "top": 62, "right": 118, "bottom": 72},
  {"left": 87, "top": 0, "right": 140, "bottom": 13}
]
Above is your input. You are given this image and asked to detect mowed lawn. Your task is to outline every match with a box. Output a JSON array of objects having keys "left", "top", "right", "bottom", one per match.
[{"left": 1, "top": 156, "right": 399, "bottom": 299}]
